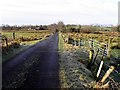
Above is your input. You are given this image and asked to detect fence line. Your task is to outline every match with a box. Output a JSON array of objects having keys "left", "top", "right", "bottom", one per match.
[{"left": 61, "top": 34, "right": 120, "bottom": 86}]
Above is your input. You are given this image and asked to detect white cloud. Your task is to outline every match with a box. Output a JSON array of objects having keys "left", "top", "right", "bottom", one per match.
[{"left": 0, "top": 0, "right": 119, "bottom": 25}]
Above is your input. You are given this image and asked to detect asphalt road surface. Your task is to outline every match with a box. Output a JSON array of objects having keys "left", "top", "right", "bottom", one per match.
[{"left": 2, "top": 33, "right": 60, "bottom": 88}]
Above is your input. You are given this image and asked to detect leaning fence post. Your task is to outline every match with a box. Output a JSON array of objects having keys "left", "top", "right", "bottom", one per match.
[
  {"left": 96, "top": 48, "right": 106, "bottom": 79},
  {"left": 100, "top": 66, "right": 115, "bottom": 83},
  {"left": 96, "top": 61, "right": 104, "bottom": 79}
]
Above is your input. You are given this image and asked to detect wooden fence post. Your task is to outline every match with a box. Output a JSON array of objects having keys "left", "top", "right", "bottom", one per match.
[
  {"left": 80, "top": 38, "right": 83, "bottom": 46},
  {"left": 89, "top": 48, "right": 94, "bottom": 61},
  {"left": 13, "top": 32, "right": 15, "bottom": 40},
  {"left": 91, "top": 48, "right": 99, "bottom": 66},
  {"left": 96, "top": 48, "right": 106, "bottom": 79},
  {"left": 87, "top": 48, "right": 94, "bottom": 69},
  {"left": 2, "top": 35, "right": 8, "bottom": 48},
  {"left": 96, "top": 60, "right": 104, "bottom": 78},
  {"left": 107, "top": 38, "right": 111, "bottom": 59},
  {"left": 74, "top": 39, "right": 77, "bottom": 46},
  {"left": 100, "top": 66, "right": 115, "bottom": 83},
  {"left": 91, "top": 39, "right": 94, "bottom": 49}
]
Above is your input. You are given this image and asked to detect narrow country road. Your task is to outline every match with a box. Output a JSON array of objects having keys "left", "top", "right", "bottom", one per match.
[{"left": 2, "top": 33, "right": 60, "bottom": 88}]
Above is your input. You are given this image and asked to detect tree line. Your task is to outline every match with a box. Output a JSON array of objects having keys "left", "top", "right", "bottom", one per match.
[
  {"left": 1, "top": 24, "right": 48, "bottom": 30},
  {"left": 1, "top": 21, "right": 120, "bottom": 33}
]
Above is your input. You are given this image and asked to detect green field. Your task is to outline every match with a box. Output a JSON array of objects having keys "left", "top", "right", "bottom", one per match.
[
  {"left": 1, "top": 30, "right": 50, "bottom": 41},
  {"left": 2, "top": 30, "right": 51, "bottom": 64}
]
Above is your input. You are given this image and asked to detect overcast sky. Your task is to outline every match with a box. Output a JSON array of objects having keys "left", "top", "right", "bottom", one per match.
[{"left": 0, "top": 0, "right": 119, "bottom": 25}]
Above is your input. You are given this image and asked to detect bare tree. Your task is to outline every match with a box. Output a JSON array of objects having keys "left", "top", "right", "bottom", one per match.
[
  {"left": 48, "top": 23, "right": 58, "bottom": 33},
  {"left": 57, "top": 21, "right": 65, "bottom": 32}
]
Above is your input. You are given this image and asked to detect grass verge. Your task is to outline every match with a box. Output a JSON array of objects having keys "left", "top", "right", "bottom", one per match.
[
  {"left": 58, "top": 32, "right": 64, "bottom": 52},
  {"left": 2, "top": 39, "right": 43, "bottom": 64},
  {"left": 58, "top": 32, "right": 96, "bottom": 88}
]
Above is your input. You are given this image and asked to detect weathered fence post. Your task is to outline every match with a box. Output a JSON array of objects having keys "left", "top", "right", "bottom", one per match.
[
  {"left": 100, "top": 58, "right": 120, "bottom": 83},
  {"left": 87, "top": 48, "right": 94, "bottom": 69},
  {"left": 13, "top": 32, "right": 15, "bottom": 40},
  {"left": 96, "top": 48, "right": 106, "bottom": 79},
  {"left": 100, "top": 66, "right": 115, "bottom": 83},
  {"left": 89, "top": 48, "right": 94, "bottom": 61},
  {"left": 89, "top": 39, "right": 94, "bottom": 49},
  {"left": 91, "top": 39, "right": 94, "bottom": 49},
  {"left": 96, "top": 61, "right": 104, "bottom": 79},
  {"left": 75, "top": 39, "right": 77, "bottom": 46},
  {"left": 91, "top": 48, "right": 99, "bottom": 66},
  {"left": 2, "top": 35, "right": 8, "bottom": 47},
  {"left": 107, "top": 38, "right": 111, "bottom": 59}
]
